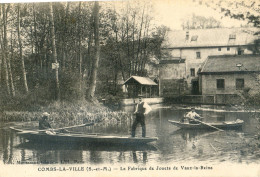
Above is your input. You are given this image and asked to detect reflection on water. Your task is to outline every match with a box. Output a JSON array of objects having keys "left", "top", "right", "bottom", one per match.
[
  {"left": 0, "top": 104, "right": 259, "bottom": 165},
  {"left": 133, "top": 151, "right": 147, "bottom": 164}
]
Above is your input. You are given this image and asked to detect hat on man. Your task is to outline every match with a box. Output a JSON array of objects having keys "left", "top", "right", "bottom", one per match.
[{"left": 42, "top": 112, "right": 50, "bottom": 117}]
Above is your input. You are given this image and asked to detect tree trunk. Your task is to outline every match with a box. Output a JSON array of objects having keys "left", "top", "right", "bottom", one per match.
[
  {"left": 86, "top": 6, "right": 94, "bottom": 80},
  {"left": 126, "top": 4, "right": 131, "bottom": 77},
  {"left": 136, "top": 5, "right": 145, "bottom": 73},
  {"left": 33, "top": 3, "right": 40, "bottom": 82},
  {"left": 2, "top": 4, "right": 10, "bottom": 95},
  {"left": 132, "top": 14, "right": 136, "bottom": 74},
  {"left": 17, "top": 4, "right": 29, "bottom": 93},
  {"left": 78, "top": 2, "right": 82, "bottom": 92},
  {"left": 140, "top": 16, "right": 150, "bottom": 75},
  {"left": 86, "top": 1, "right": 100, "bottom": 102},
  {"left": 8, "top": 31, "right": 15, "bottom": 97},
  {"left": 62, "top": 2, "right": 70, "bottom": 71},
  {"left": 49, "top": 2, "right": 60, "bottom": 100},
  {"left": 0, "top": 6, "right": 3, "bottom": 89}
]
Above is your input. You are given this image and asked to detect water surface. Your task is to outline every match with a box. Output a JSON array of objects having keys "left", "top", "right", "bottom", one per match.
[{"left": 0, "top": 104, "right": 259, "bottom": 165}]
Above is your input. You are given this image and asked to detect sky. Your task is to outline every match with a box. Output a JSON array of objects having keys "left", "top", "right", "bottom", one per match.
[
  {"left": 1, "top": 0, "right": 249, "bottom": 30},
  {"left": 152, "top": 0, "right": 248, "bottom": 30}
]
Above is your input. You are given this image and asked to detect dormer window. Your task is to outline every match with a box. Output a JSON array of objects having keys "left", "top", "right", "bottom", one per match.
[
  {"left": 229, "top": 34, "right": 236, "bottom": 39},
  {"left": 229, "top": 34, "right": 236, "bottom": 43},
  {"left": 186, "top": 31, "right": 189, "bottom": 41},
  {"left": 191, "top": 35, "right": 198, "bottom": 42}
]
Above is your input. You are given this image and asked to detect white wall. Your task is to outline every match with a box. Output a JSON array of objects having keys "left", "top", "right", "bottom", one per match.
[{"left": 159, "top": 63, "right": 186, "bottom": 79}]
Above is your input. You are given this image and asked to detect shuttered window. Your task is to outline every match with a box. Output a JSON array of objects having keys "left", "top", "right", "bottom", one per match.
[
  {"left": 236, "top": 79, "right": 244, "bottom": 90},
  {"left": 190, "top": 68, "right": 195, "bottom": 77},
  {"left": 216, "top": 79, "right": 225, "bottom": 89},
  {"left": 196, "top": 52, "right": 201, "bottom": 59}
]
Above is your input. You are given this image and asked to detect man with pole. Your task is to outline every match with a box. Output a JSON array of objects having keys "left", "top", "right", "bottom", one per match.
[{"left": 131, "top": 95, "right": 152, "bottom": 138}]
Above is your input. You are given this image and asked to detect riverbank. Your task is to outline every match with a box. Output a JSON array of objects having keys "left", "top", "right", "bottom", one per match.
[{"left": 0, "top": 100, "right": 132, "bottom": 129}]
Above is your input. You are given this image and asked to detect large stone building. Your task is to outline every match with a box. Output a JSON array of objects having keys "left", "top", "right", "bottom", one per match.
[{"left": 159, "top": 28, "right": 259, "bottom": 98}]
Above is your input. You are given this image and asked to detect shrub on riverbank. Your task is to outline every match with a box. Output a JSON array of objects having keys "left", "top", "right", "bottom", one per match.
[{"left": 1, "top": 100, "right": 132, "bottom": 129}]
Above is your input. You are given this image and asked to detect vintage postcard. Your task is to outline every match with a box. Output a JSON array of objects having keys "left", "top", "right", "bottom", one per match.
[{"left": 0, "top": 0, "right": 259, "bottom": 177}]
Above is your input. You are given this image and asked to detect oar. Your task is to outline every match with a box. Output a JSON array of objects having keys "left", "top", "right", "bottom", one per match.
[
  {"left": 51, "top": 122, "right": 94, "bottom": 131},
  {"left": 17, "top": 122, "right": 94, "bottom": 134},
  {"left": 186, "top": 117, "right": 224, "bottom": 132}
]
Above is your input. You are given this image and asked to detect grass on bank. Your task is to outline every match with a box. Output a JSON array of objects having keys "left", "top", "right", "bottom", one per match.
[{"left": 0, "top": 100, "right": 132, "bottom": 129}]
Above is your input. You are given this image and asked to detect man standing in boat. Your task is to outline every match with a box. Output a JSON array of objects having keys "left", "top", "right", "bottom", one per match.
[
  {"left": 39, "top": 112, "right": 52, "bottom": 130},
  {"left": 131, "top": 95, "right": 152, "bottom": 137},
  {"left": 184, "top": 107, "right": 202, "bottom": 124}
]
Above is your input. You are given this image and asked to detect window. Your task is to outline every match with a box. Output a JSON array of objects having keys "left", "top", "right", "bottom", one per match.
[
  {"left": 196, "top": 52, "right": 201, "bottom": 59},
  {"left": 190, "top": 68, "right": 195, "bottom": 77},
  {"left": 227, "top": 47, "right": 230, "bottom": 51},
  {"left": 216, "top": 79, "right": 225, "bottom": 89},
  {"left": 218, "top": 47, "right": 221, "bottom": 51},
  {"left": 236, "top": 79, "right": 244, "bottom": 90}
]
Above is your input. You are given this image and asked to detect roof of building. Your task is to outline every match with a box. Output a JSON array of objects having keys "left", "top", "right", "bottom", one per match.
[
  {"left": 123, "top": 76, "right": 157, "bottom": 86},
  {"left": 200, "top": 55, "right": 260, "bottom": 74},
  {"left": 162, "top": 28, "right": 259, "bottom": 49}
]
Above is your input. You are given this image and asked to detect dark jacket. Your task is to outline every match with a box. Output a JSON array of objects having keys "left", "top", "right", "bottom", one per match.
[
  {"left": 39, "top": 117, "right": 52, "bottom": 130},
  {"left": 136, "top": 102, "right": 145, "bottom": 114}
]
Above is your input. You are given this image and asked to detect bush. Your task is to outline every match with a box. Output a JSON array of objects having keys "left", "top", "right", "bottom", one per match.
[{"left": 1, "top": 100, "right": 132, "bottom": 131}]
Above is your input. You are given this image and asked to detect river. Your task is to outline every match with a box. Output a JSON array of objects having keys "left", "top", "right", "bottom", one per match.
[{"left": 0, "top": 104, "right": 259, "bottom": 165}]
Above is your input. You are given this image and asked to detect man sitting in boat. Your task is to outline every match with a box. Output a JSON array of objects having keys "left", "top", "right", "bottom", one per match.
[
  {"left": 39, "top": 112, "right": 58, "bottom": 135},
  {"left": 39, "top": 112, "right": 52, "bottom": 130},
  {"left": 131, "top": 95, "right": 152, "bottom": 137},
  {"left": 184, "top": 107, "right": 202, "bottom": 124}
]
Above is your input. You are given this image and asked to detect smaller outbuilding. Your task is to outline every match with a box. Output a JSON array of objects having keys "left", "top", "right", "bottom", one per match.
[
  {"left": 123, "top": 76, "right": 158, "bottom": 98},
  {"left": 199, "top": 54, "right": 260, "bottom": 104}
]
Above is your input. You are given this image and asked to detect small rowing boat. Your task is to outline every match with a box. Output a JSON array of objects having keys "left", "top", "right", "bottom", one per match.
[
  {"left": 168, "top": 119, "right": 244, "bottom": 130},
  {"left": 10, "top": 127, "right": 158, "bottom": 145}
]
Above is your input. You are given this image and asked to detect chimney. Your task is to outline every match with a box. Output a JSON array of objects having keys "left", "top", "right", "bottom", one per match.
[{"left": 186, "top": 31, "right": 189, "bottom": 41}]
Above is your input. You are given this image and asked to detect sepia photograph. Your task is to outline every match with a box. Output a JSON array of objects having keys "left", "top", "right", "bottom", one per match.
[{"left": 0, "top": 0, "right": 259, "bottom": 176}]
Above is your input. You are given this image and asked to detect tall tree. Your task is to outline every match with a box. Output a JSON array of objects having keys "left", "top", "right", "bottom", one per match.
[
  {"left": 49, "top": 2, "right": 60, "bottom": 100},
  {"left": 1, "top": 4, "right": 10, "bottom": 95},
  {"left": 135, "top": 4, "right": 145, "bottom": 73},
  {"left": 86, "top": 1, "right": 100, "bottom": 102},
  {"left": 8, "top": 30, "right": 15, "bottom": 97},
  {"left": 0, "top": 6, "right": 3, "bottom": 90},
  {"left": 17, "top": 4, "right": 29, "bottom": 94},
  {"left": 78, "top": 2, "right": 83, "bottom": 92}
]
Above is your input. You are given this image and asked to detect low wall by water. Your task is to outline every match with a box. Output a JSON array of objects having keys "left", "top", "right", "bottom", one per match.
[
  {"left": 120, "top": 97, "right": 164, "bottom": 106},
  {"left": 121, "top": 94, "right": 242, "bottom": 106},
  {"left": 166, "top": 94, "right": 242, "bottom": 105}
]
